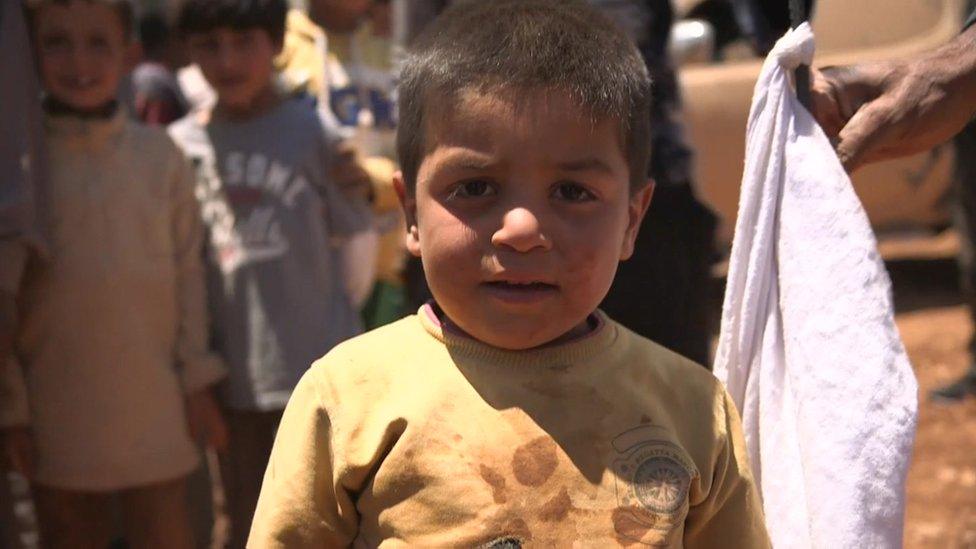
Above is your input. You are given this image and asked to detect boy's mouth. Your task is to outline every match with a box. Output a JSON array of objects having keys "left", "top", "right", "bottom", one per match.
[
  {"left": 214, "top": 75, "right": 249, "bottom": 89},
  {"left": 60, "top": 75, "right": 100, "bottom": 91},
  {"left": 481, "top": 280, "right": 559, "bottom": 304}
]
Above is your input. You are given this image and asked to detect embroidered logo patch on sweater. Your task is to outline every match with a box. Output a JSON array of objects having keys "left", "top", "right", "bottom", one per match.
[{"left": 611, "top": 426, "right": 697, "bottom": 543}]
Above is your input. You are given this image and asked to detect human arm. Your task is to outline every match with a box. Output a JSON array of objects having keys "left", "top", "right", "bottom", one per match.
[
  {"left": 0, "top": 240, "right": 26, "bottom": 381},
  {"left": 185, "top": 387, "right": 228, "bottom": 452},
  {"left": 330, "top": 140, "right": 379, "bottom": 307},
  {"left": 811, "top": 21, "right": 976, "bottom": 172},
  {"left": 683, "top": 390, "right": 770, "bottom": 548},
  {"left": 0, "top": 354, "right": 33, "bottom": 479},
  {"left": 248, "top": 363, "right": 360, "bottom": 547},
  {"left": 168, "top": 151, "right": 228, "bottom": 450},
  {"left": 339, "top": 228, "right": 379, "bottom": 308},
  {"left": 0, "top": 241, "right": 33, "bottom": 478},
  {"left": 317, "top": 109, "right": 379, "bottom": 307}
]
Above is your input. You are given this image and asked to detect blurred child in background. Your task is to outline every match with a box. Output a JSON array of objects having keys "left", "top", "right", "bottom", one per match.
[
  {"left": 293, "top": 0, "right": 408, "bottom": 329},
  {"left": 169, "top": 0, "right": 376, "bottom": 545},
  {"left": 129, "top": 11, "right": 190, "bottom": 126},
  {"left": 1, "top": 0, "right": 227, "bottom": 546}
]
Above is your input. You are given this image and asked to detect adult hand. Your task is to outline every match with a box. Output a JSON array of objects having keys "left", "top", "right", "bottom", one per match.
[
  {"left": 811, "top": 24, "right": 976, "bottom": 172},
  {"left": 1, "top": 427, "right": 34, "bottom": 478},
  {"left": 186, "top": 388, "right": 228, "bottom": 453}
]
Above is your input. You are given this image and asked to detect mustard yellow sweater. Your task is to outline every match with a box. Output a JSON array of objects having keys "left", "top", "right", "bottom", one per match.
[{"left": 249, "top": 309, "right": 769, "bottom": 548}]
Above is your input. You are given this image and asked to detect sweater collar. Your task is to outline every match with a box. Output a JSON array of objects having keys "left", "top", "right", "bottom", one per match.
[
  {"left": 43, "top": 97, "right": 118, "bottom": 119},
  {"left": 418, "top": 303, "right": 618, "bottom": 369},
  {"left": 44, "top": 101, "right": 126, "bottom": 150}
]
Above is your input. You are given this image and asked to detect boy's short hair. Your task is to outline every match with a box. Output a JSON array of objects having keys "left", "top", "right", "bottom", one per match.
[
  {"left": 25, "top": 0, "right": 134, "bottom": 40},
  {"left": 138, "top": 12, "right": 171, "bottom": 59},
  {"left": 396, "top": 0, "right": 653, "bottom": 193},
  {"left": 176, "top": 0, "right": 288, "bottom": 45}
]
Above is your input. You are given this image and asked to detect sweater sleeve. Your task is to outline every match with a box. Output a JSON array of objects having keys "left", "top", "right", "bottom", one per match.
[
  {"left": 0, "top": 357, "right": 29, "bottom": 429},
  {"left": 0, "top": 239, "right": 28, "bottom": 296},
  {"left": 683, "top": 389, "right": 770, "bottom": 548},
  {"left": 169, "top": 150, "right": 225, "bottom": 393},
  {"left": 248, "top": 361, "right": 360, "bottom": 548}
]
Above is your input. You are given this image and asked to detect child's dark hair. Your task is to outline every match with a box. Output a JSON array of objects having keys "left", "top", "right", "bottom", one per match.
[
  {"left": 396, "top": 0, "right": 653, "bottom": 193},
  {"left": 24, "top": 0, "right": 134, "bottom": 40},
  {"left": 138, "top": 12, "right": 171, "bottom": 60},
  {"left": 176, "top": 0, "right": 288, "bottom": 45}
]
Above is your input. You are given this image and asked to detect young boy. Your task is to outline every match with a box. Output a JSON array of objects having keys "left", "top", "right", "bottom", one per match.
[
  {"left": 1, "top": 0, "right": 227, "bottom": 547},
  {"left": 128, "top": 12, "right": 190, "bottom": 126},
  {"left": 169, "top": 0, "right": 375, "bottom": 546},
  {"left": 248, "top": 1, "right": 769, "bottom": 547}
]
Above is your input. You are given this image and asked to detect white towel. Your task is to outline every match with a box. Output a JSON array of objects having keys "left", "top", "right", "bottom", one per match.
[{"left": 712, "top": 23, "right": 918, "bottom": 548}]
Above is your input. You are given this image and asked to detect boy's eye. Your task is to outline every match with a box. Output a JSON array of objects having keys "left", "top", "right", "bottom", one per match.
[
  {"left": 189, "top": 37, "right": 219, "bottom": 53},
  {"left": 552, "top": 182, "right": 595, "bottom": 202},
  {"left": 449, "top": 179, "right": 495, "bottom": 199},
  {"left": 40, "top": 34, "right": 70, "bottom": 54},
  {"left": 88, "top": 35, "right": 110, "bottom": 52},
  {"left": 233, "top": 33, "right": 258, "bottom": 49}
]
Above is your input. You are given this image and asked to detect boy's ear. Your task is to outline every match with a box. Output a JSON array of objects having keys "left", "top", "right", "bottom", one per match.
[
  {"left": 393, "top": 171, "right": 422, "bottom": 258},
  {"left": 620, "top": 178, "right": 655, "bottom": 261}
]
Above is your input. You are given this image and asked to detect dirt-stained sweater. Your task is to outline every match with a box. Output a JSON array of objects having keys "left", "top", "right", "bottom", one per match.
[
  {"left": 248, "top": 308, "right": 769, "bottom": 547},
  {"left": 1, "top": 110, "right": 225, "bottom": 490}
]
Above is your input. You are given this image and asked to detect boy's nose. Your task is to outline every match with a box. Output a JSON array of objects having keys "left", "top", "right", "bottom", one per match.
[
  {"left": 491, "top": 207, "right": 551, "bottom": 253},
  {"left": 70, "top": 46, "right": 94, "bottom": 74},
  {"left": 216, "top": 44, "right": 238, "bottom": 70}
]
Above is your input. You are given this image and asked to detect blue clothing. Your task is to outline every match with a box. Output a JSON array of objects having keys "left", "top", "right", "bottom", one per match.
[{"left": 169, "top": 99, "right": 371, "bottom": 410}]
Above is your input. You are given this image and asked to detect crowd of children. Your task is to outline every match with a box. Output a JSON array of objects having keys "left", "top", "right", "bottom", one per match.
[
  {"left": 1, "top": 0, "right": 379, "bottom": 546},
  {"left": 0, "top": 0, "right": 770, "bottom": 547}
]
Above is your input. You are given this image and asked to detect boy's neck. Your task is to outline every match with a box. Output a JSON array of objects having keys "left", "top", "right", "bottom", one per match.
[
  {"left": 43, "top": 96, "right": 117, "bottom": 119},
  {"left": 213, "top": 84, "right": 282, "bottom": 122},
  {"left": 425, "top": 301, "right": 600, "bottom": 350}
]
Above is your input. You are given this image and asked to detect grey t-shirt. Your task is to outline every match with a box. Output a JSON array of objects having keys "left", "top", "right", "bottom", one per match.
[{"left": 169, "top": 98, "right": 369, "bottom": 410}]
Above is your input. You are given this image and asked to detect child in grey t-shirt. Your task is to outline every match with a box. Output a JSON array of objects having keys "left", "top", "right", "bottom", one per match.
[
  {"left": 169, "top": 0, "right": 374, "bottom": 544},
  {"left": 170, "top": 97, "right": 370, "bottom": 411}
]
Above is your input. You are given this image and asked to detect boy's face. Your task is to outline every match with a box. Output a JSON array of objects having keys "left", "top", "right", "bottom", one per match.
[
  {"left": 396, "top": 89, "right": 653, "bottom": 350},
  {"left": 309, "top": 0, "right": 373, "bottom": 33},
  {"left": 185, "top": 28, "right": 281, "bottom": 112},
  {"left": 34, "top": 1, "right": 133, "bottom": 111}
]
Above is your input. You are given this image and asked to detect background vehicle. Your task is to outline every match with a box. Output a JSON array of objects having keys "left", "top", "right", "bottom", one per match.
[{"left": 673, "top": 0, "right": 966, "bottom": 247}]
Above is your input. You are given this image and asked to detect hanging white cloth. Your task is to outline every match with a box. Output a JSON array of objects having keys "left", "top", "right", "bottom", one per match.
[{"left": 712, "top": 23, "right": 918, "bottom": 548}]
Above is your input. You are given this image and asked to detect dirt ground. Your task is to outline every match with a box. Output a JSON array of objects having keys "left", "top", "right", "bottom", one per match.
[{"left": 890, "top": 258, "right": 976, "bottom": 549}]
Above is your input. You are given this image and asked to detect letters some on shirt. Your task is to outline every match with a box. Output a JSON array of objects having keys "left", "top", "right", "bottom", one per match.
[{"left": 192, "top": 150, "right": 310, "bottom": 274}]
